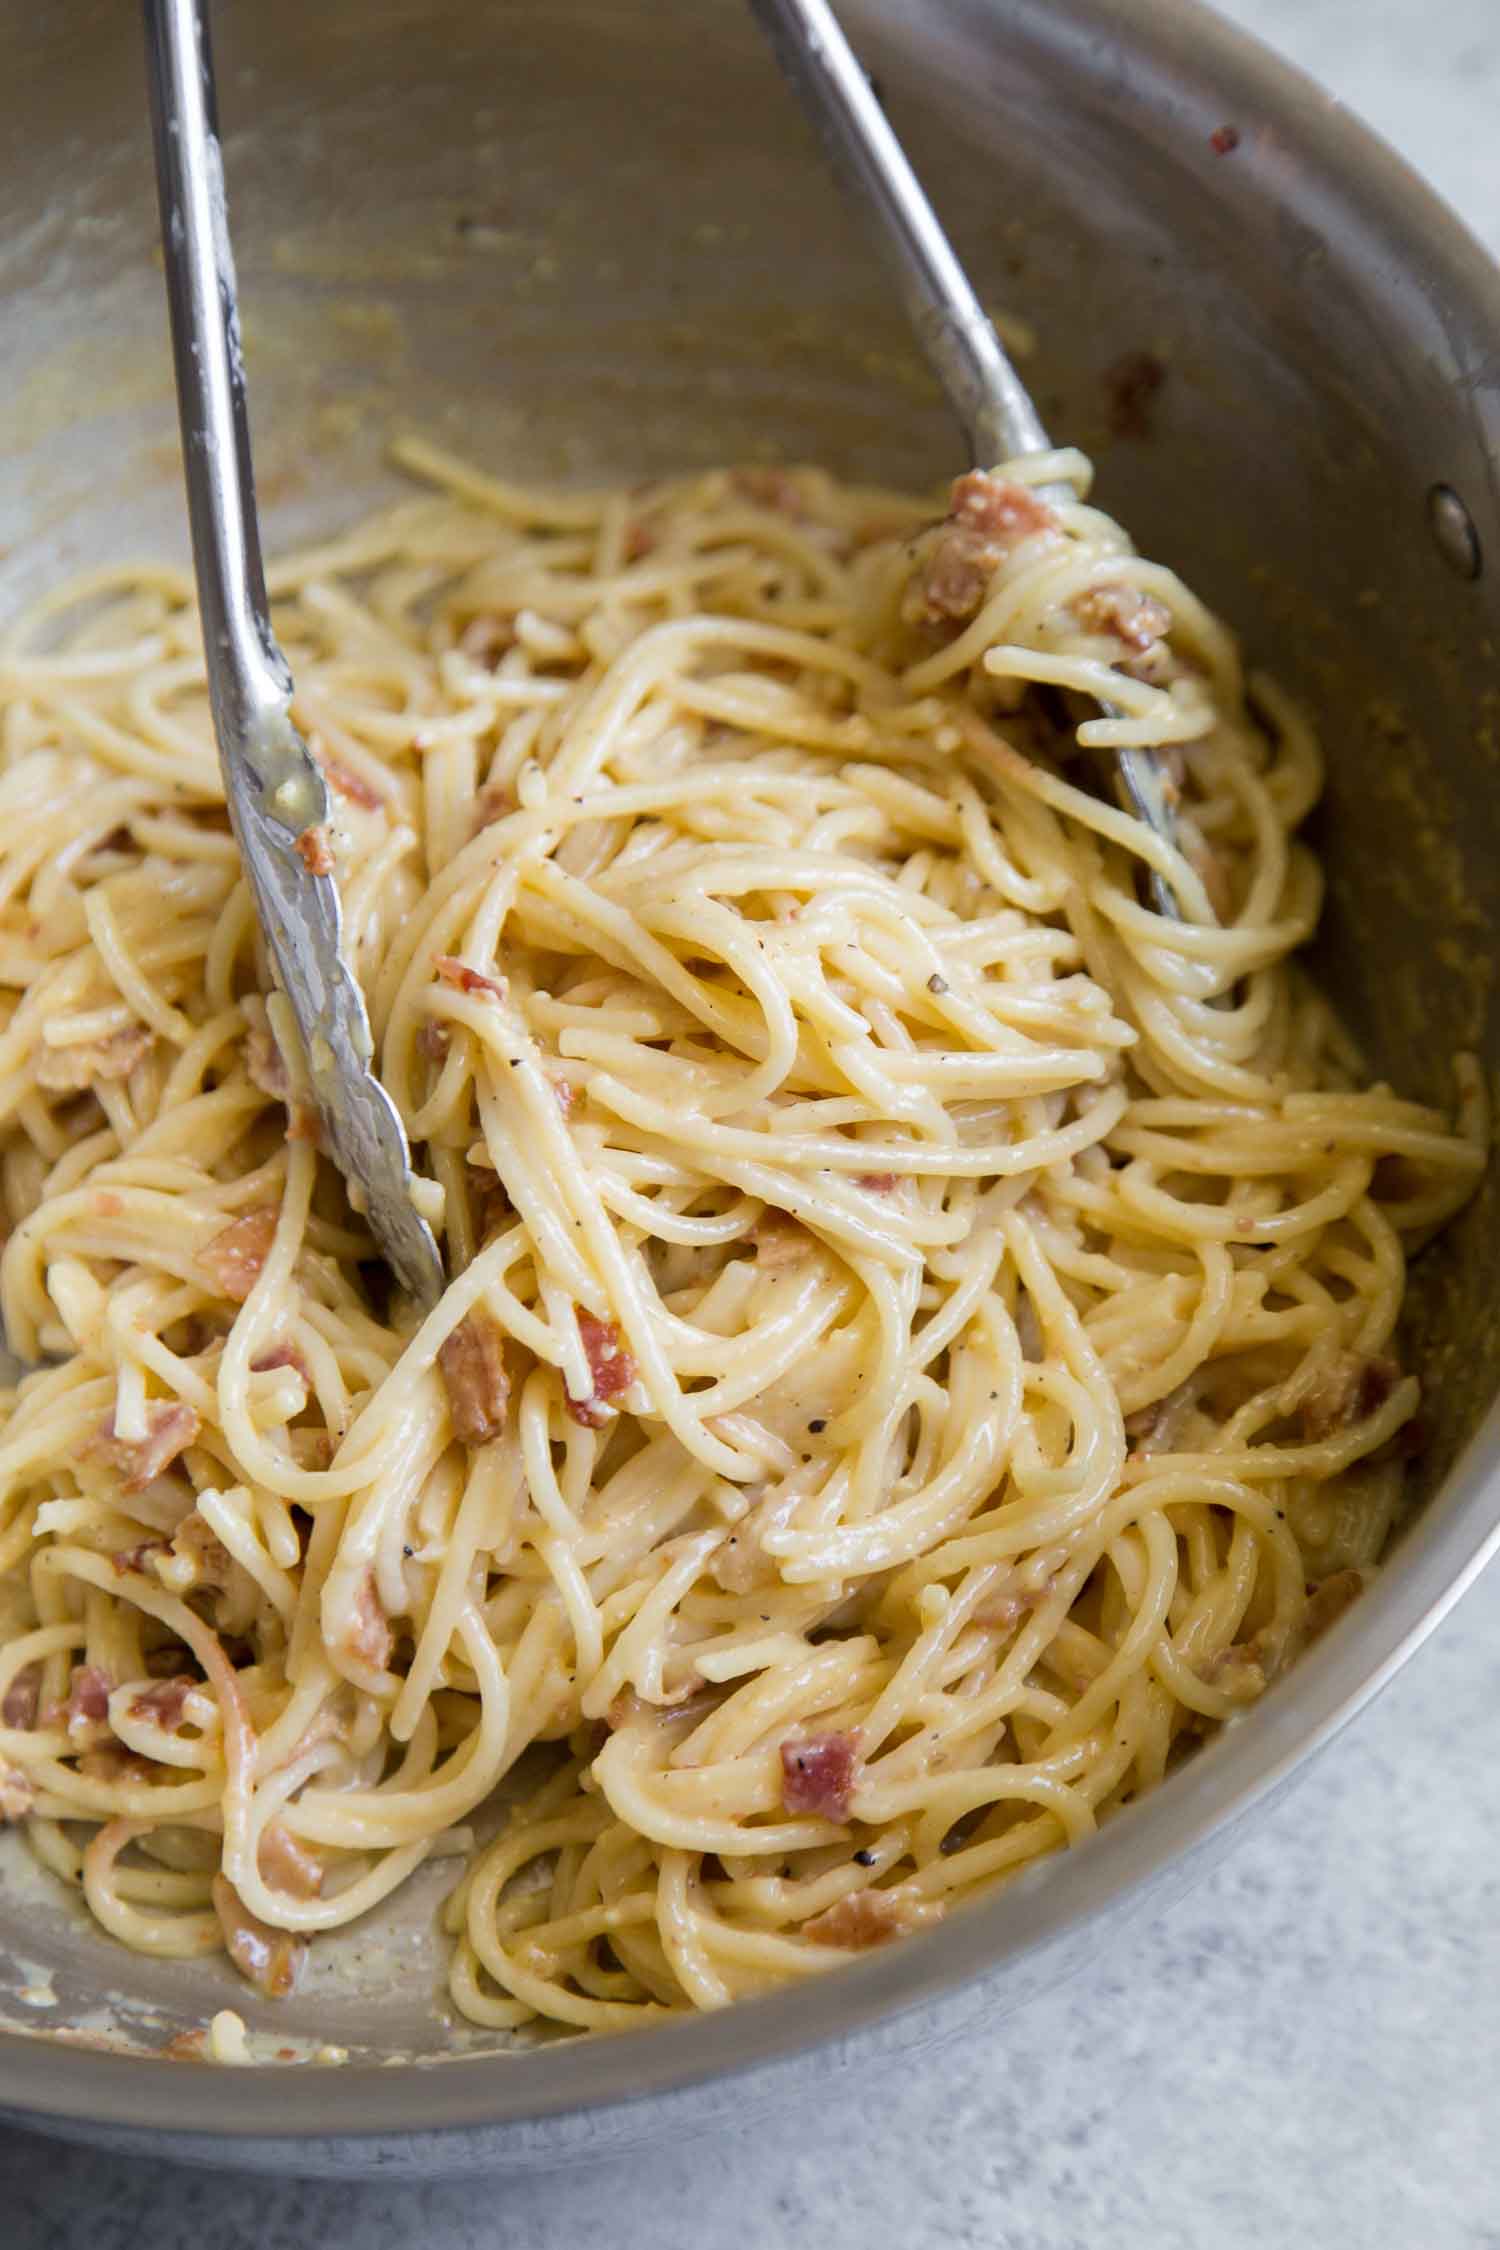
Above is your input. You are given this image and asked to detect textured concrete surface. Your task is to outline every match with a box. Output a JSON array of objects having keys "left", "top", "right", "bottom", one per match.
[{"left": 6, "top": 0, "right": 1500, "bottom": 2241}]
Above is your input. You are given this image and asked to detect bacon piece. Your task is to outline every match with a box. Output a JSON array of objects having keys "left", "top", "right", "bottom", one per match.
[
  {"left": 565, "top": 1312, "right": 636, "bottom": 1429},
  {"left": 95, "top": 1402, "right": 200, "bottom": 1496},
  {"left": 780, "top": 1731, "right": 859, "bottom": 1821},
  {"left": 471, "top": 779, "right": 515, "bottom": 834},
  {"left": 212, "top": 1874, "right": 306, "bottom": 2000},
  {"left": 2, "top": 1665, "right": 40, "bottom": 1731},
  {"left": 752, "top": 1213, "right": 809, "bottom": 1270},
  {"left": 730, "top": 466, "right": 805, "bottom": 516},
  {"left": 161, "top": 1512, "right": 234, "bottom": 1596},
  {"left": 162, "top": 2027, "right": 208, "bottom": 2062},
  {"left": 438, "top": 1312, "right": 510, "bottom": 1445},
  {"left": 551, "top": 1073, "right": 575, "bottom": 1120},
  {"left": 465, "top": 1161, "right": 512, "bottom": 1244},
  {"left": 94, "top": 1191, "right": 124, "bottom": 1218},
  {"left": 129, "top": 1675, "right": 196, "bottom": 1730},
  {"left": 77, "top": 1744, "right": 152, "bottom": 1783},
  {"left": 112, "top": 1537, "right": 169, "bottom": 1578},
  {"left": 434, "top": 954, "right": 507, "bottom": 1002},
  {"left": 0, "top": 1765, "right": 34, "bottom": 1822},
  {"left": 459, "top": 613, "right": 515, "bottom": 666},
  {"left": 35, "top": 1021, "right": 153, "bottom": 1092},
  {"left": 322, "top": 757, "right": 385, "bottom": 811},
  {"left": 1073, "top": 581, "right": 1172, "bottom": 656},
  {"left": 804, "top": 1885, "right": 935, "bottom": 1950},
  {"left": 904, "top": 472, "right": 1058, "bottom": 626},
  {"left": 250, "top": 1342, "right": 309, "bottom": 1380},
  {"left": 1209, "top": 122, "right": 1241, "bottom": 155},
  {"left": 246, "top": 1022, "right": 291, "bottom": 1102},
  {"left": 856, "top": 1172, "right": 897, "bottom": 1194},
  {"left": 201, "top": 1207, "right": 278, "bottom": 1302},
  {"left": 1296, "top": 1352, "right": 1402, "bottom": 1441},
  {"left": 622, "top": 519, "right": 658, "bottom": 561},
  {"left": 44, "top": 1664, "right": 113, "bottom": 1745},
  {"left": 1304, "top": 1567, "right": 1365, "bottom": 1642},
  {"left": 1124, "top": 1384, "right": 1194, "bottom": 1460},
  {"left": 344, "top": 1571, "right": 393, "bottom": 1672},
  {"left": 418, "top": 1021, "right": 451, "bottom": 1062},
  {"left": 1104, "top": 349, "right": 1166, "bottom": 440},
  {"left": 293, "top": 825, "right": 335, "bottom": 876},
  {"left": 258, "top": 1819, "right": 324, "bottom": 1900}
]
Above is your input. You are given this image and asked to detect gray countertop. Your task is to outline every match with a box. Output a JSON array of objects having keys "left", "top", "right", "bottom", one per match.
[{"left": 9, "top": 1, "right": 1500, "bottom": 2242}]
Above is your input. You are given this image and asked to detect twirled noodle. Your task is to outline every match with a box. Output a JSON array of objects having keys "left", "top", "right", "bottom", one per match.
[{"left": 0, "top": 442, "right": 1484, "bottom": 2036}]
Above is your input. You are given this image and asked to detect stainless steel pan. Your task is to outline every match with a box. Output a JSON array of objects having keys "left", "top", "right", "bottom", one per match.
[{"left": 1, "top": 0, "right": 1497, "bottom": 2175}]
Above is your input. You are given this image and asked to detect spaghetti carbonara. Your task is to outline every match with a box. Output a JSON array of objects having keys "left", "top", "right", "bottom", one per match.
[{"left": 0, "top": 441, "right": 1483, "bottom": 2036}]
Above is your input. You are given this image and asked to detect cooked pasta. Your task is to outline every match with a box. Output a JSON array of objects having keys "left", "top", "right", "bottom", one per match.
[{"left": 0, "top": 439, "right": 1483, "bottom": 2037}]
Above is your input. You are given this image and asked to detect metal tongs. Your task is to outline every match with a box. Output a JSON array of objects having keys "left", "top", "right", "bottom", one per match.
[
  {"left": 143, "top": 0, "right": 445, "bottom": 1308},
  {"left": 749, "top": 0, "right": 1185, "bottom": 919}
]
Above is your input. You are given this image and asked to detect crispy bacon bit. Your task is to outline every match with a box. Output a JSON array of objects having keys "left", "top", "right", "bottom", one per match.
[
  {"left": 35, "top": 1021, "right": 153, "bottom": 1092},
  {"left": 258, "top": 1819, "right": 325, "bottom": 1900},
  {"left": 1304, "top": 1568, "right": 1365, "bottom": 1642},
  {"left": 1074, "top": 581, "right": 1173, "bottom": 655},
  {"left": 417, "top": 1021, "right": 451, "bottom": 1063},
  {"left": 76, "top": 1745, "right": 152, "bottom": 1783},
  {"left": 1210, "top": 122, "right": 1241, "bottom": 155},
  {"left": 804, "top": 1886, "right": 935, "bottom": 1950},
  {"left": 251, "top": 1342, "right": 309, "bottom": 1380},
  {"left": 293, "top": 824, "right": 335, "bottom": 876},
  {"left": 129, "top": 1675, "right": 196, "bottom": 1730},
  {"left": 780, "top": 1731, "right": 859, "bottom": 1821},
  {"left": 112, "top": 1538, "right": 169, "bottom": 1578},
  {"left": 466, "top": 1160, "right": 512, "bottom": 1243},
  {"left": 201, "top": 1207, "right": 278, "bottom": 1302},
  {"left": 856, "top": 1172, "right": 897, "bottom": 1194},
  {"left": 0, "top": 1765, "right": 34, "bottom": 1822},
  {"left": 162, "top": 2027, "right": 207, "bottom": 2062},
  {"left": 905, "top": 471, "right": 1058, "bottom": 626},
  {"left": 730, "top": 466, "right": 805, "bottom": 516},
  {"left": 96, "top": 1402, "right": 200, "bottom": 1496},
  {"left": 434, "top": 954, "right": 508, "bottom": 1002},
  {"left": 44, "top": 1664, "right": 113, "bottom": 1745},
  {"left": 438, "top": 1312, "right": 511, "bottom": 1445},
  {"left": 2, "top": 1665, "right": 41, "bottom": 1731},
  {"left": 161, "top": 1512, "right": 234, "bottom": 1595},
  {"left": 1104, "top": 349, "right": 1167, "bottom": 440},
  {"left": 976, "top": 1570, "right": 1055, "bottom": 1631},
  {"left": 246, "top": 1023, "right": 291, "bottom": 1102},
  {"left": 752, "top": 1213, "right": 809, "bottom": 1270},
  {"left": 1296, "top": 1352, "right": 1402, "bottom": 1441},
  {"left": 1125, "top": 1384, "right": 1195, "bottom": 1459},
  {"left": 346, "top": 1571, "right": 393, "bottom": 1673},
  {"left": 322, "top": 757, "right": 385, "bottom": 811},
  {"left": 471, "top": 778, "right": 516, "bottom": 833},
  {"left": 565, "top": 1312, "right": 637, "bottom": 1428},
  {"left": 1199, "top": 1644, "right": 1267, "bottom": 1703},
  {"left": 212, "top": 1873, "right": 306, "bottom": 2000},
  {"left": 459, "top": 613, "right": 515, "bottom": 667}
]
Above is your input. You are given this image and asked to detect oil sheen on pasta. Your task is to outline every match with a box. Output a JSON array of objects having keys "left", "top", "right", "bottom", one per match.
[{"left": 0, "top": 441, "right": 1483, "bottom": 2037}]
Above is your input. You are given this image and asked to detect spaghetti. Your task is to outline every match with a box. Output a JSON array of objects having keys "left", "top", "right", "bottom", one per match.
[{"left": 0, "top": 441, "right": 1483, "bottom": 2035}]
